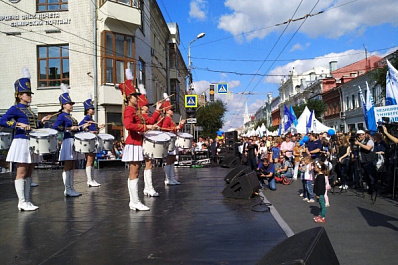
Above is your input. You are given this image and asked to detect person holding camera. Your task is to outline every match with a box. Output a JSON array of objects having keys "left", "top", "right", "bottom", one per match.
[
  {"left": 257, "top": 158, "right": 276, "bottom": 191},
  {"left": 354, "top": 130, "right": 377, "bottom": 195}
]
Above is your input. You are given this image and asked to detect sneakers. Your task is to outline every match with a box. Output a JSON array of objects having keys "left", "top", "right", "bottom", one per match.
[
  {"left": 307, "top": 199, "right": 315, "bottom": 203},
  {"left": 314, "top": 217, "right": 326, "bottom": 223},
  {"left": 313, "top": 215, "right": 321, "bottom": 221},
  {"left": 343, "top": 185, "right": 348, "bottom": 190},
  {"left": 303, "top": 198, "right": 309, "bottom": 201},
  {"left": 299, "top": 193, "right": 304, "bottom": 197}
]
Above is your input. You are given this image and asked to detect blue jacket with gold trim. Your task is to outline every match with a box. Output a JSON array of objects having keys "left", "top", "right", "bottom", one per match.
[{"left": 52, "top": 112, "right": 80, "bottom": 139}]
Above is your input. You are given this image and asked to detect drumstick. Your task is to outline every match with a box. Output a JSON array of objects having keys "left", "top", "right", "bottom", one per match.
[
  {"left": 49, "top": 111, "right": 61, "bottom": 118},
  {"left": 151, "top": 93, "right": 175, "bottom": 107}
]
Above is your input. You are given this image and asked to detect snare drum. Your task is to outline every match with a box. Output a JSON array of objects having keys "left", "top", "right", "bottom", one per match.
[
  {"left": 29, "top": 128, "right": 58, "bottom": 155},
  {"left": 97, "top": 133, "right": 115, "bottom": 151},
  {"left": 175, "top": 132, "right": 193, "bottom": 149},
  {"left": 74, "top": 132, "right": 97, "bottom": 153},
  {"left": 165, "top": 132, "right": 176, "bottom": 152},
  {"left": 142, "top": 131, "right": 170, "bottom": 159},
  {"left": 0, "top": 132, "right": 12, "bottom": 150}
]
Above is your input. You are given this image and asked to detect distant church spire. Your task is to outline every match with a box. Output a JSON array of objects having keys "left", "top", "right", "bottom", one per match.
[{"left": 243, "top": 101, "right": 250, "bottom": 126}]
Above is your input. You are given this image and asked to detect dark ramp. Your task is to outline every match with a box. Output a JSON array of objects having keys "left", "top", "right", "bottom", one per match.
[{"left": 0, "top": 167, "right": 287, "bottom": 265}]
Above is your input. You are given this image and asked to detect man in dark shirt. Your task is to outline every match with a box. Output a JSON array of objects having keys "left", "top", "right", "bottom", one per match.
[
  {"left": 305, "top": 133, "right": 322, "bottom": 159},
  {"left": 257, "top": 158, "right": 276, "bottom": 190},
  {"left": 247, "top": 140, "right": 258, "bottom": 170}
]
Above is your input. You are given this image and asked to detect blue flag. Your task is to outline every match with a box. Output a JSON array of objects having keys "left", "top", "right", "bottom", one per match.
[
  {"left": 358, "top": 86, "right": 367, "bottom": 123},
  {"left": 278, "top": 123, "right": 281, "bottom": 136},
  {"left": 283, "top": 104, "right": 295, "bottom": 131},
  {"left": 290, "top": 105, "right": 298, "bottom": 126},
  {"left": 386, "top": 59, "right": 398, "bottom": 106},
  {"left": 365, "top": 82, "right": 377, "bottom": 134},
  {"left": 306, "top": 110, "right": 314, "bottom": 133}
]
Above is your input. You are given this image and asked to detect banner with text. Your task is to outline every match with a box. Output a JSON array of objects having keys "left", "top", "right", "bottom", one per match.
[{"left": 374, "top": 105, "right": 398, "bottom": 123}]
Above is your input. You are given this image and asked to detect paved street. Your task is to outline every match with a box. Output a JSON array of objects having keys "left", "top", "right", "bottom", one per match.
[{"left": 0, "top": 165, "right": 397, "bottom": 264}]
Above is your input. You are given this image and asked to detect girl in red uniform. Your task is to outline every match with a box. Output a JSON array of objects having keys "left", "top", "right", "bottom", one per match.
[
  {"left": 160, "top": 93, "right": 185, "bottom": 185},
  {"left": 138, "top": 84, "right": 161, "bottom": 197},
  {"left": 119, "top": 70, "right": 157, "bottom": 211}
]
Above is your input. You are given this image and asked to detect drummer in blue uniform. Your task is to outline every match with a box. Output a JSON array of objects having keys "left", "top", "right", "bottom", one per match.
[
  {"left": 53, "top": 84, "right": 91, "bottom": 197},
  {"left": 0, "top": 67, "right": 51, "bottom": 211},
  {"left": 79, "top": 94, "right": 105, "bottom": 187}
]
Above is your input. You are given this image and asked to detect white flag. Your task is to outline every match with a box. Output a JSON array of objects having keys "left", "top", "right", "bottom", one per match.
[{"left": 386, "top": 59, "right": 398, "bottom": 106}]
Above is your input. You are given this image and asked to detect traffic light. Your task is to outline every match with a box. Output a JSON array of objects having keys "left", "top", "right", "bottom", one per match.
[
  {"left": 186, "top": 107, "right": 196, "bottom": 118},
  {"left": 210, "top": 84, "right": 215, "bottom": 102}
]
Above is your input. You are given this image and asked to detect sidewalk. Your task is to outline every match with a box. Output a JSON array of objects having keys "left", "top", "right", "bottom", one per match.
[{"left": 261, "top": 179, "right": 398, "bottom": 265}]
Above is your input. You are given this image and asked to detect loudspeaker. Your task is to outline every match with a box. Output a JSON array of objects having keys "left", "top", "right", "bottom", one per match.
[
  {"left": 256, "top": 227, "right": 339, "bottom": 265},
  {"left": 221, "top": 155, "right": 240, "bottom": 168},
  {"left": 224, "top": 165, "right": 252, "bottom": 184},
  {"left": 225, "top": 130, "right": 238, "bottom": 142},
  {"left": 222, "top": 171, "right": 261, "bottom": 199}
]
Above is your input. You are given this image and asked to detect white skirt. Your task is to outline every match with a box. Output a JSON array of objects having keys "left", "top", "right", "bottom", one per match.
[
  {"left": 6, "top": 138, "right": 42, "bottom": 164},
  {"left": 122, "top": 145, "right": 143, "bottom": 162},
  {"left": 59, "top": 138, "right": 77, "bottom": 161}
]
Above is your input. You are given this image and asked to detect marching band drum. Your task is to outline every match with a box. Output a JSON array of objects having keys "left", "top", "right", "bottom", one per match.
[
  {"left": 142, "top": 131, "right": 170, "bottom": 159},
  {"left": 0, "top": 132, "right": 11, "bottom": 150},
  {"left": 74, "top": 132, "right": 97, "bottom": 153},
  {"left": 97, "top": 133, "right": 115, "bottom": 151},
  {"left": 175, "top": 132, "right": 193, "bottom": 149},
  {"left": 29, "top": 128, "right": 58, "bottom": 155},
  {"left": 165, "top": 132, "right": 176, "bottom": 152}
]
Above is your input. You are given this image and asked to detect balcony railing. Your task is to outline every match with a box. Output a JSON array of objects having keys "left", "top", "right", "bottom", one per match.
[{"left": 100, "top": 0, "right": 140, "bottom": 8}]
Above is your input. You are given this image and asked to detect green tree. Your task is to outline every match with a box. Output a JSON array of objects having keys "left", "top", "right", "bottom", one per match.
[
  {"left": 292, "top": 99, "right": 326, "bottom": 122},
  {"left": 196, "top": 100, "right": 227, "bottom": 138},
  {"left": 254, "top": 118, "right": 267, "bottom": 129}
]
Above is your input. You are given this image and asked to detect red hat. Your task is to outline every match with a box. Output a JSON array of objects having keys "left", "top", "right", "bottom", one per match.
[
  {"left": 118, "top": 69, "right": 140, "bottom": 100},
  {"left": 161, "top": 93, "right": 174, "bottom": 111},
  {"left": 138, "top": 84, "right": 149, "bottom": 108}
]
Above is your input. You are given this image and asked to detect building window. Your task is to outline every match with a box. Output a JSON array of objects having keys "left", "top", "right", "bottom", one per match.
[
  {"left": 37, "top": 44, "right": 69, "bottom": 87},
  {"left": 37, "top": 0, "right": 68, "bottom": 12},
  {"left": 346, "top": 96, "right": 350, "bottom": 110},
  {"left": 100, "top": 0, "right": 140, "bottom": 8},
  {"left": 352, "top": 94, "right": 356, "bottom": 109},
  {"left": 138, "top": 59, "right": 145, "bottom": 87},
  {"left": 102, "top": 31, "right": 135, "bottom": 84}
]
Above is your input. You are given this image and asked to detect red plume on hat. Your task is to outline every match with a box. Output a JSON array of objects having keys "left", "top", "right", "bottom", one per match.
[
  {"left": 161, "top": 93, "right": 173, "bottom": 111},
  {"left": 138, "top": 84, "right": 149, "bottom": 108},
  {"left": 118, "top": 69, "right": 140, "bottom": 99}
]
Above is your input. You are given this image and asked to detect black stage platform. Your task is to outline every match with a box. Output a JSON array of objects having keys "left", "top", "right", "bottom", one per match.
[{"left": 0, "top": 167, "right": 287, "bottom": 265}]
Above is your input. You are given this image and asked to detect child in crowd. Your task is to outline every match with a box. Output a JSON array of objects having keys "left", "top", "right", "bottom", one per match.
[
  {"left": 273, "top": 157, "right": 282, "bottom": 175},
  {"left": 299, "top": 156, "right": 315, "bottom": 203},
  {"left": 293, "top": 141, "right": 302, "bottom": 179},
  {"left": 271, "top": 142, "right": 280, "bottom": 161},
  {"left": 313, "top": 161, "right": 327, "bottom": 223},
  {"left": 321, "top": 154, "right": 333, "bottom": 207}
]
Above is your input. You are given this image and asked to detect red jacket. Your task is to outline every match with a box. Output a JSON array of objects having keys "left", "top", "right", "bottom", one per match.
[
  {"left": 161, "top": 115, "right": 182, "bottom": 134},
  {"left": 123, "top": 106, "right": 148, "bottom": 146},
  {"left": 142, "top": 110, "right": 161, "bottom": 125}
]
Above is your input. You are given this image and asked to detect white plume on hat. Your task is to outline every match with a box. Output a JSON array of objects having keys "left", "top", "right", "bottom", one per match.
[
  {"left": 60, "top": 83, "right": 69, "bottom": 94},
  {"left": 163, "top": 93, "right": 170, "bottom": 101},
  {"left": 138, "top": 84, "right": 146, "bottom": 95},
  {"left": 22, "top": 67, "right": 31, "bottom": 79},
  {"left": 125, "top": 69, "right": 133, "bottom": 80},
  {"left": 87, "top": 93, "right": 93, "bottom": 100}
]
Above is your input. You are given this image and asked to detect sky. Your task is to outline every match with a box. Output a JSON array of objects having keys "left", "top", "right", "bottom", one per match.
[{"left": 158, "top": 0, "right": 398, "bottom": 131}]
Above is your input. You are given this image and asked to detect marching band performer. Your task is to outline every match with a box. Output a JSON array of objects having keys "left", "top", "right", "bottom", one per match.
[
  {"left": 119, "top": 70, "right": 157, "bottom": 211},
  {"left": 79, "top": 93, "right": 105, "bottom": 187},
  {"left": 138, "top": 84, "right": 162, "bottom": 197},
  {"left": 0, "top": 67, "right": 50, "bottom": 211},
  {"left": 160, "top": 93, "right": 185, "bottom": 185},
  {"left": 53, "top": 84, "right": 91, "bottom": 197}
]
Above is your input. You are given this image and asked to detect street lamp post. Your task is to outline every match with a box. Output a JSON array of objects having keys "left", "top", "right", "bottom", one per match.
[{"left": 188, "top": 32, "right": 205, "bottom": 93}]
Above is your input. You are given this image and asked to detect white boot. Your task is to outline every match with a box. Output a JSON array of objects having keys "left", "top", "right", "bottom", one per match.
[
  {"left": 128, "top": 178, "right": 150, "bottom": 211},
  {"left": 24, "top": 177, "right": 39, "bottom": 210},
  {"left": 169, "top": 164, "right": 181, "bottom": 185},
  {"left": 63, "top": 171, "right": 79, "bottom": 197},
  {"left": 69, "top": 170, "right": 82, "bottom": 196},
  {"left": 164, "top": 165, "right": 175, "bottom": 186},
  {"left": 86, "top": 166, "right": 100, "bottom": 187},
  {"left": 143, "top": 170, "right": 159, "bottom": 197},
  {"left": 15, "top": 179, "right": 36, "bottom": 211}
]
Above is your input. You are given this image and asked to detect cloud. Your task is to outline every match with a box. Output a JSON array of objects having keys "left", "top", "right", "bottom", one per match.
[
  {"left": 189, "top": 0, "right": 207, "bottom": 21},
  {"left": 290, "top": 42, "right": 310, "bottom": 52},
  {"left": 218, "top": 0, "right": 398, "bottom": 41},
  {"left": 265, "top": 48, "right": 389, "bottom": 84}
]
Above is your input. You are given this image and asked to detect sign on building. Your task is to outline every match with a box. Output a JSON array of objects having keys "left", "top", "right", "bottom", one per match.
[
  {"left": 186, "top": 118, "right": 197, "bottom": 124},
  {"left": 185, "top": 95, "right": 197, "bottom": 108}
]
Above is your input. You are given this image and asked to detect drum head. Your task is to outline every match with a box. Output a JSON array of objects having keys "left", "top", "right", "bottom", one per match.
[
  {"left": 177, "top": 132, "right": 193, "bottom": 139},
  {"left": 165, "top": 132, "right": 176, "bottom": 138},
  {"left": 98, "top": 133, "right": 115, "bottom": 140},
  {"left": 75, "top": 132, "right": 96, "bottom": 140},
  {"left": 145, "top": 131, "right": 170, "bottom": 143},
  {"left": 0, "top": 132, "right": 10, "bottom": 136}
]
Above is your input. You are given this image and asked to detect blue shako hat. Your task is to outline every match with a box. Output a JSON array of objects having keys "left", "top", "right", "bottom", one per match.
[
  {"left": 14, "top": 67, "right": 34, "bottom": 97},
  {"left": 59, "top": 83, "right": 75, "bottom": 107},
  {"left": 84, "top": 93, "right": 94, "bottom": 111}
]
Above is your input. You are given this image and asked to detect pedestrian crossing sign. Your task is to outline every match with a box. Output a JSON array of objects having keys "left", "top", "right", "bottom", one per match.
[
  {"left": 185, "top": 95, "right": 197, "bottom": 108},
  {"left": 217, "top": 83, "right": 228, "bottom": 94}
]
